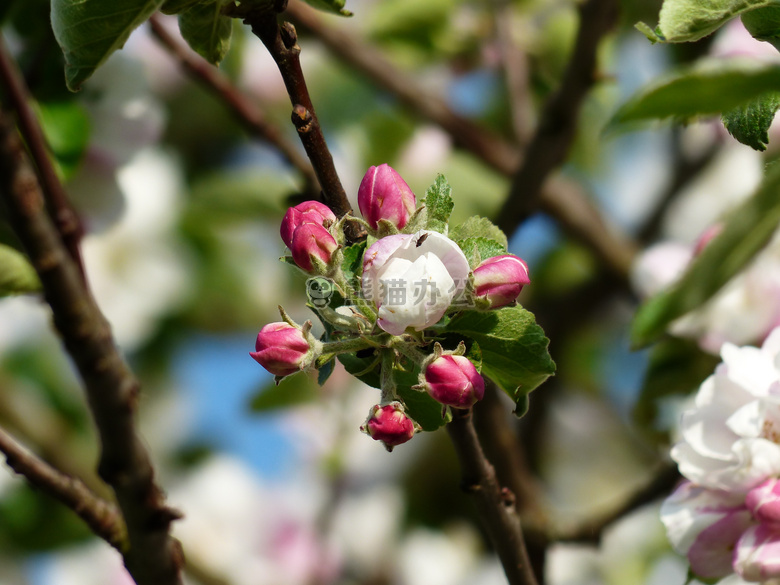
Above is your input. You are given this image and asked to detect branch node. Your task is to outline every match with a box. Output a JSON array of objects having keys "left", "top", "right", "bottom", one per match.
[
  {"left": 292, "top": 105, "right": 314, "bottom": 133},
  {"left": 280, "top": 22, "right": 299, "bottom": 51},
  {"left": 501, "top": 486, "right": 516, "bottom": 508}
]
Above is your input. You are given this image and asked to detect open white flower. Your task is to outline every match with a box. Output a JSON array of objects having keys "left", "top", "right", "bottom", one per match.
[
  {"left": 362, "top": 231, "right": 470, "bottom": 335},
  {"left": 672, "top": 328, "right": 780, "bottom": 493}
]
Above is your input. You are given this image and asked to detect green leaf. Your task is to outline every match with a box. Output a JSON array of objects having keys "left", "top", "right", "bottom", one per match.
[
  {"left": 160, "top": 0, "right": 201, "bottom": 14},
  {"left": 422, "top": 174, "right": 455, "bottom": 234},
  {"left": 51, "top": 0, "right": 166, "bottom": 91},
  {"left": 654, "top": 0, "right": 780, "bottom": 43},
  {"left": 722, "top": 92, "right": 780, "bottom": 150},
  {"left": 456, "top": 237, "right": 507, "bottom": 269},
  {"left": 178, "top": 1, "right": 233, "bottom": 66},
  {"left": 341, "top": 241, "right": 366, "bottom": 293},
  {"left": 633, "top": 338, "right": 719, "bottom": 442},
  {"left": 302, "top": 0, "right": 352, "bottom": 16},
  {"left": 249, "top": 372, "right": 319, "bottom": 412},
  {"left": 632, "top": 162, "right": 780, "bottom": 347},
  {"left": 743, "top": 6, "right": 780, "bottom": 43},
  {"left": 609, "top": 59, "right": 780, "bottom": 127},
  {"left": 445, "top": 306, "right": 555, "bottom": 410},
  {"left": 0, "top": 245, "right": 41, "bottom": 296},
  {"left": 37, "top": 101, "right": 91, "bottom": 179},
  {"left": 449, "top": 216, "right": 508, "bottom": 249}
]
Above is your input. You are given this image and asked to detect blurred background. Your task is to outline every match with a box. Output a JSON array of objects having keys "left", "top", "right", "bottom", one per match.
[{"left": 2, "top": 0, "right": 779, "bottom": 583}]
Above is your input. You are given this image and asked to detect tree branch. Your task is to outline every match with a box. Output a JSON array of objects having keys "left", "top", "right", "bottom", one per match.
[
  {"left": 147, "top": 14, "right": 320, "bottom": 197},
  {"left": 0, "top": 34, "right": 86, "bottom": 279},
  {"left": 446, "top": 407, "right": 538, "bottom": 585},
  {"left": 284, "top": 0, "right": 635, "bottom": 280},
  {"left": 226, "top": 1, "right": 358, "bottom": 239},
  {"left": 0, "top": 109, "right": 183, "bottom": 585},
  {"left": 497, "top": 0, "right": 619, "bottom": 233},
  {"left": 0, "top": 424, "right": 127, "bottom": 549}
]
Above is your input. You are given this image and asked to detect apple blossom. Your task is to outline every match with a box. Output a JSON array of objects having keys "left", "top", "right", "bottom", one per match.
[
  {"left": 670, "top": 328, "right": 780, "bottom": 492},
  {"left": 423, "top": 354, "right": 485, "bottom": 408},
  {"left": 361, "top": 403, "right": 416, "bottom": 451},
  {"left": 280, "top": 200, "right": 336, "bottom": 249},
  {"left": 251, "top": 322, "right": 312, "bottom": 377},
  {"left": 362, "top": 230, "right": 470, "bottom": 335},
  {"left": 357, "top": 164, "right": 416, "bottom": 230},
  {"left": 661, "top": 481, "right": 753, "bottom": 579},
  {"left": 734, "top": 524, "right": 780, "bottom": 582},
  {"left": 746, "top": 478, "right": 780, "bottom": 527},
  {"left": 290, "top": 222, "right": 339, "bottom": 273},
  {"left": 472, "top": 254, "right": 530, "bottom": 309}
]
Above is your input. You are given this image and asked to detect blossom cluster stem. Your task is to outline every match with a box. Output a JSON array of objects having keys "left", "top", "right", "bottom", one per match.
[
  {"left": 0, "top": 108, "right": 184, "bottom": 585},
  {"left": 229, "top": 2, "right": 364, "bottom": 243},
  {"left": 446, "top": 406, "right": 538, "bottom": 585},
  {"left": 380, "top": 349, "right": 398, "bottom": 404},
  {"left": 318, "top": 335, "right": 385, "bottom": 365}
]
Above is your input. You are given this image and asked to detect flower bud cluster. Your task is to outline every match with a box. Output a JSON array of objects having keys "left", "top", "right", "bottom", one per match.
[{"left": 252, "top": 164, "right": 531, "bottom": 450}]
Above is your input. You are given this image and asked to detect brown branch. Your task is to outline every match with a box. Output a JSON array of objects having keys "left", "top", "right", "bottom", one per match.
[
  {"left": 0, "top": 109, "right": 183, "bottom": 585},
  {"left": 550, "top": 462, "right": 680, "bottom": 543},
  {"left": 284, "top": 0, "right": 635, "bottom": 280},
  {"left": 0, "top": 34, "right": 86, "bottom": 279},
  {"left": 497, "top": 0, "right": 619, "bottom": 233},
  {"left": 0, "top": 424, "right": 127, "bottom": 549},
  {"left": 226, "top": 1, "right": 357, "bottom": 237},
  {"left": 446, "top": 407, "right": 538, "bottom": 585},
  {"left": 147, "top": 14, "right": 320, "bottom": 197}
]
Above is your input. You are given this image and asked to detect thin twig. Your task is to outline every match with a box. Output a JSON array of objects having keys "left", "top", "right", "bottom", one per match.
[
  {"left": 147, "top": 14, "right": 320, "bottom": 197},
  {"left": 446, "top": 407, "right": 538, "bottom": 585},
  {"left": 497, "top": 0, "right": 619, "bottom": 233},
  {"left": 0, "top": 34, "right": 86, "bottom": 279},
  {"left": 226, "top": 1, "right": 358, "bottom": 240},
  {"left": 0, "top": 109, "right": 184, "bottom": 585},
  {"left": 284, "top": 0, "right": 635, "bottom": 280},
  {"left": 0, "top": 424, "right": 127, "bottom": 549}
]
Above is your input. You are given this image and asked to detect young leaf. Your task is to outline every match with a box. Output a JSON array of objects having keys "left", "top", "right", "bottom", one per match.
[
  {"left": 160, "top": 0, "right": 201, "bottom": 14},
  {"left": 423, "top": 174, "right": 454, "bottom": 234},
  {"left": 302, "top": 0, "right": 353, "bottom": 16},
  {"left": 632, "top": 162, "right": 780, "bottom": 347},
  {"left": 742, "top": 5, "right": 780, "bottom": 51},
  {"left": 36, "top": 101, "right": 91, "bottom": 179},
  {"left": 655, "top": 0, "right": 780, "bottom": 43},
  {"left": 0, "top": 245, "right": 41, "bottom": 296},
  {"left": 51, "top": 0, "right": 165, "bottom": 91},
  {"left": 249, "top": 373, "right": 319, "bottom": 412},
  {"left": 457, "top": 237, "right": 507, "bottom": 269},
  {"left": 609, "top": 60, "right": 780, "bottom": 127},
  {"left": 722, "top": 92, "right": 780, "bottom": 151},
  {"left": 445, "top": 306, "right": 555, "bottom": 412},
  {"left": 449, "top": 216, "right": 508, "bottom": 249},
  {"left": 178, "top": 1, "right": 233, "bottom": 66}
]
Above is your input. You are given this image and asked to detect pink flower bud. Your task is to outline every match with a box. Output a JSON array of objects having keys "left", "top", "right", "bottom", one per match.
[
  {"left": 361, "top": 403, "right": 415, "bottom": 451},
  {"left": 280, "top": 201, "right": 336, "bottom": 249},
  {"left": 747, "top": 478, "right": 780, "bottom": 527},
  {"left": 472, "top": 254, "right": 530, "bottom": 308},
  {"left": 250, "top": 322, "right": 311, "bottom": 377},
  {"left": 424, "top": 354, "right": 485, "bottom": 408},
  {"left": 290, "top": 222, "right": 338, "bottom": 273},
  {"left": 357, "top": 164, "right": 416, "bottom": 230}
]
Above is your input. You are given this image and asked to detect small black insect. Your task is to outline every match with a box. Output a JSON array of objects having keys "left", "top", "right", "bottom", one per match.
[{"left": 416, "top": 233, "right": 429, "bottom": 247}]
